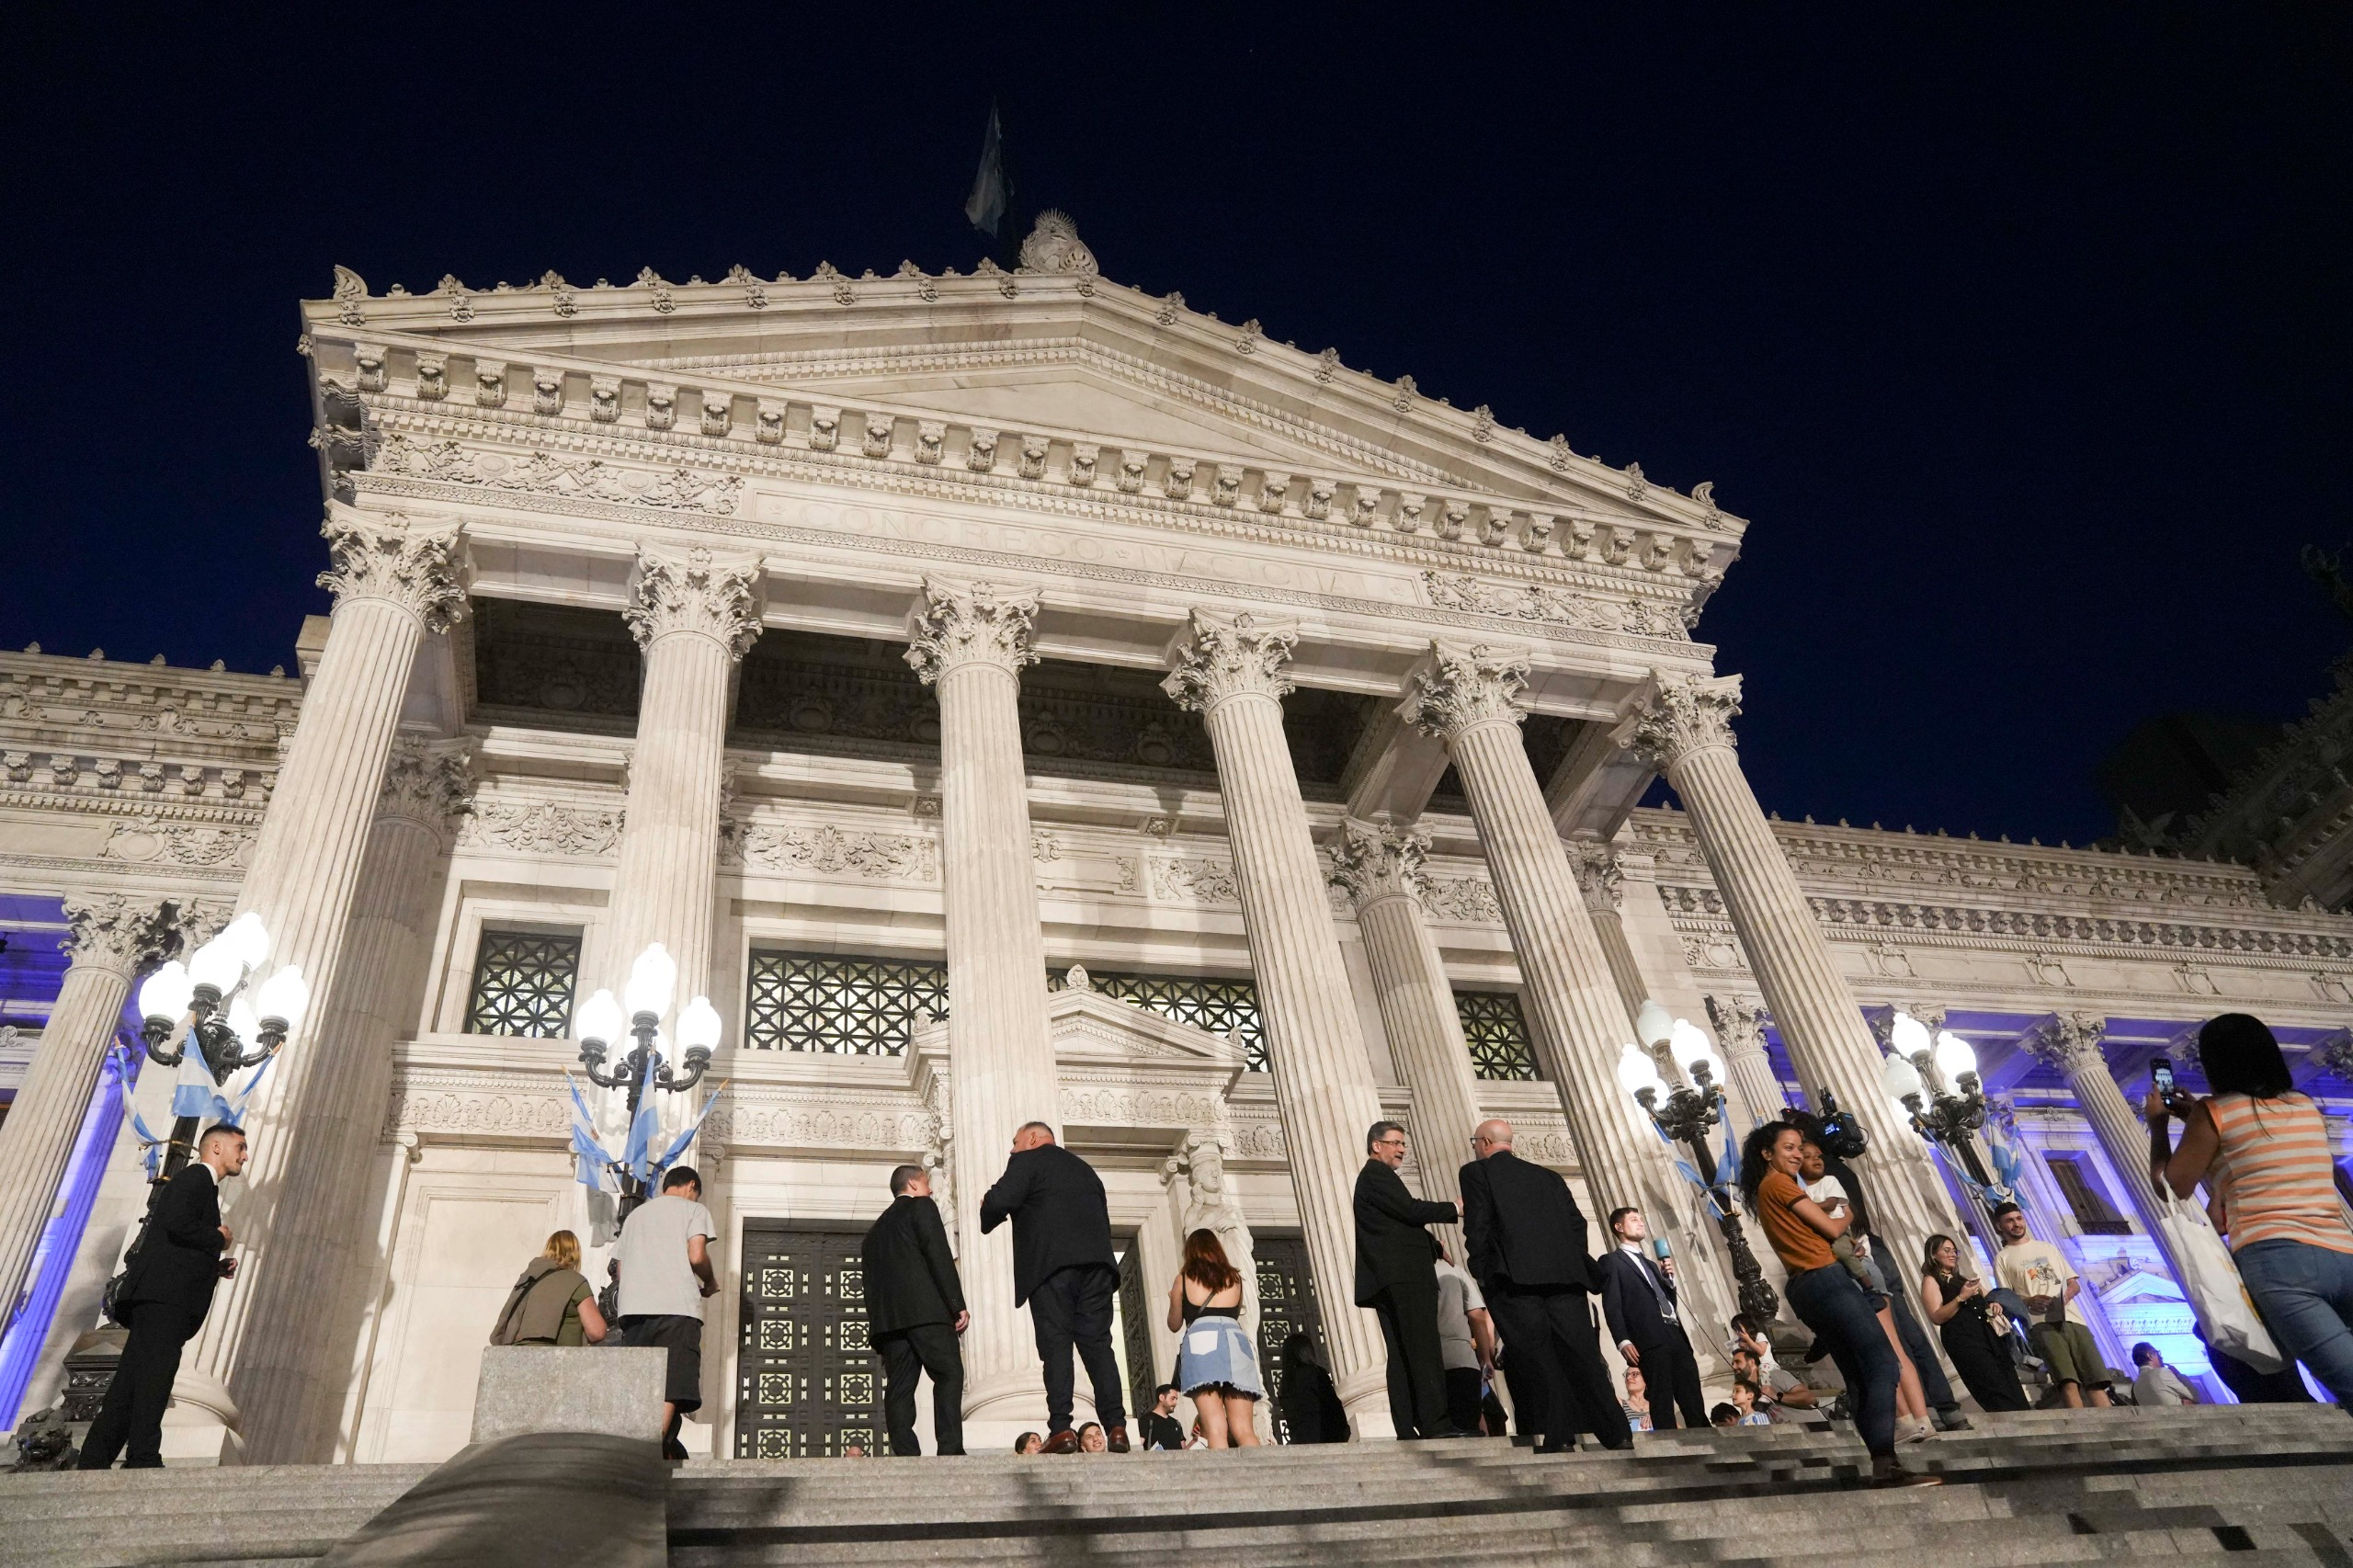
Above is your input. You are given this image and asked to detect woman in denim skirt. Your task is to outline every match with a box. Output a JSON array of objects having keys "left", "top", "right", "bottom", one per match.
[{"left": 1167, "top": 1228, "right": 1264, "bottom": 1448}]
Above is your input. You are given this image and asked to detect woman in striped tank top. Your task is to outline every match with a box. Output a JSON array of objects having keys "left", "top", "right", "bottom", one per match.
[{"left": 2148, "top": 1013, "right": 2353, "bottom": 1403}]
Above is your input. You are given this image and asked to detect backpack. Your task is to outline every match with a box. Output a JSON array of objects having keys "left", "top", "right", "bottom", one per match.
[
  {"left": 488, "top": 1257, "right": 578, "bottom": 1346},
  {"left": 100, "top": 1183, "right": 168, "bottom": 1327}
]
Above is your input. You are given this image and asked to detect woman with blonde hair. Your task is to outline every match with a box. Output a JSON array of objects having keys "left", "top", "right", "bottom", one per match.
[
  {"left": 1166, "top": 1228, "right": 1263, "bottom": 1447},
  {"left": 490, "top": 1229, "right": 608, "bottom": 1346}
]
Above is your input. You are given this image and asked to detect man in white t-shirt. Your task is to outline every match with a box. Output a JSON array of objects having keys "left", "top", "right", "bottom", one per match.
[
  {"left": 1991, "top": 1201, "right": 2110, "bottom": 1407},
  {"left": 1433, "top": 1241, "right": 1495, "bottom": 1436},
  {"left": 615, "top": 1165, "right": 720, "bottom": 1460},
  {"left": 2131, "top": 1343, "right": 2200, "bottom": 1407}
]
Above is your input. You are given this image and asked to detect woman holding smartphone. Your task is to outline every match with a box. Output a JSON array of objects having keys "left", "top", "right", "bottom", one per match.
[
  {"left": 2149, "top": 1013, "right": 2353, "bottom": 1403},
  {"left": 1919, "top": 1233, "right": 2027, "bottom": 1411}
]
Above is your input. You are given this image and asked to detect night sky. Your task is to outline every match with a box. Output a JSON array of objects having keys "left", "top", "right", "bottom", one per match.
[{"left": 6, "top": 6, "right": 2346, "bottom": 846}]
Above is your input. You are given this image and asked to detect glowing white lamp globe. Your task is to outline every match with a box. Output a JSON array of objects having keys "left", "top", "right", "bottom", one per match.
[
  {"left": 677, "top": 995, "right": 722, "bottom": 1054},
  {"left": 624, "top": 944, "right": 678, "bottom": 1020},
  {"left": 138, "top": 961, "right": 195, "bottom": 1026},
  {"left": 1889, "top": 1010, "right": 1932, "bottom": 1062},
  {"left": 253, "top": 965, "right": 310, "bottom": 1032},
  {"left": 1617, "top": 1043, "right": 1667, "bottom": 1102},
  {"left": 1668, "top": 1019, "right": 1724, "bottom": 1085},
  {"left": 226, "top": 995, "right": 263, "bottom": 1050},
  {"left": 1881, "top": 1050, "right": 1926, "bottom": 1103},
  {"left": 187, "top": 929, "right": 247, "bottom": 994},
  {"left": 576, "top": 989, "right": 624, "bottom": 1047},
  {"left": 1934, "top": 1029, "right": 1979, "bottom": 1082},
  {"left": 1633, "top": 1000, "right": 1674, "bottom": 1050}
]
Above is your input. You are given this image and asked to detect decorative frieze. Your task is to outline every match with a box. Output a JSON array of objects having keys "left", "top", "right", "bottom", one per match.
[
  {"left": 459, "top": 800, "right": 624, "bottom": 858},
  {"left": 1420, "top": 873, "right": 1504, "bottom": 925},
  {"left": 98, "top": 815, "right": 256, "bottom": 868},
  {"left": 1145, "top": 854, "right": 1238, "bottom": 904},
  {"left": 1423, "top": 572, "right": 1691, "bottom": 640},
  {"left": 720, "top": 818, "right": 940, "bottom": 884},
  {"left": 370, "top": 432, "right": 745, "bottom": 516}
]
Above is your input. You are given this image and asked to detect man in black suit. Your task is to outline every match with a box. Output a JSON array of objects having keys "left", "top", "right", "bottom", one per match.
[
  {"left": 1354, "top": 1119, "right": 1464, "bottom": 1439},
  {"left": 79, "top": 1122, "right": 247, "bottom": 1469},
  {"left": 861, "top": 1164, "right": 968, "bottom": 1456},
  {"left": 1597, "top": 1206, "right": 1708, "bottom": 1429},
  {"left": 979, "top": 1120, "right": 1127, "bottom": 1452},
  {"left": 1458, "top": 1118, "right": 1629, "bottom": 1453}
]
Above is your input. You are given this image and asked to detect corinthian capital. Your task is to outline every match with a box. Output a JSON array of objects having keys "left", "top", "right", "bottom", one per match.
[
  {"left": 317, "top": 506, "right": 468, "bottom": 633},
  {"left": 1400, "top": 640, "right": 1532, "bottom": 741},
  {"left": 1571, "top": 842, "right": 1623, "bottom": 913},
  {"left": 1704, "top": 994, "right": 1769, "bottom": 1054},
  {"left": 625, "top": 544, "right": 766, "bottom": 658},
  {"left": 1611, "top": 671, "right": 1744, "bottom": 773},
  {"left": 1327, "top": 817, "right": 1429, "bottom": 911},
  {"left": 1161, "top": 609, "right": 1297, "bottom": 713},
  {"left": 378, "top": 736, "right": 475, "bottom": 834},
  {"left": 2022, "top": 1011, "right": 2108, "bottom": 1074},
  {"left": 904, "top": 575, "right": 1040, "bottom": 684},
  {"left": 61, "top": 894, "right": 184, "bottom": 977}
]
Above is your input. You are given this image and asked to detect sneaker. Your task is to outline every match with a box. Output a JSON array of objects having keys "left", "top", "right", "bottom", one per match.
[
  {"left": 1871, "top": 1458, "right": 1943, "bottom": 1488},
  {"left": 1933, "top": 1413, "right": 1974, "bottom": 1433},
  {"left": 1901, "top": 1419, "right": 1932, "bottom": 1444}
]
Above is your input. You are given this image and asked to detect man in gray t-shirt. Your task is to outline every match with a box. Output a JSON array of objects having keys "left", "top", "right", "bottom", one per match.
[
  {"left": 1432, "top": 1244, "right": 1494, "bottom": 1435},
  {"left": 615, "top": 1166, "right": 718, "bottom": 1460}
]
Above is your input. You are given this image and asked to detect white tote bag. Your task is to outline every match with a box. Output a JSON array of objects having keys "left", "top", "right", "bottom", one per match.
[{"left": 2155, "top": 1196, "right": 2285, "bottom": 1373}]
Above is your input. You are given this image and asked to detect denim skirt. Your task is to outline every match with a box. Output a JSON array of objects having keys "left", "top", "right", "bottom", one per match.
[{"left": 1176, "top": 1315, "right": 1264, "bottom": 1397}]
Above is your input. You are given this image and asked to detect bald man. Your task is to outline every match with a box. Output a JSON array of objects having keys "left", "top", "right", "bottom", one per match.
[
  {"left": 1459, "top": 1119, "right": 1629, "bottom": 1453},
  {"left": 981, "top": 1121, "right": 1126, "bottom": 1452}
]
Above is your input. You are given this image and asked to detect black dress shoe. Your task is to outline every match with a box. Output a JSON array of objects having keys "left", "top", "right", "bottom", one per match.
[{"left": 1536, "top": 1438, "right": 1574, "bottom": 1454}]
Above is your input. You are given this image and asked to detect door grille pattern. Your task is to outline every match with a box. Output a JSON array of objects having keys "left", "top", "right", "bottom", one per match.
[
  {"left": 736, "top": 1226, "right": 877, "bottom": 1458},
  {"left": 1252, "top": 1233, "right": 1331, "bottom": 1444}
]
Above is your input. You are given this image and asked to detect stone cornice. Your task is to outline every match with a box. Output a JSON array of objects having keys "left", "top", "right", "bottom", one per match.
[{"left": 348, "top": 396, "right": 1715, "bottom": 628}]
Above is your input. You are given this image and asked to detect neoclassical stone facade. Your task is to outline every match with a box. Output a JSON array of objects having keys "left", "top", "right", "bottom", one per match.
[{"left": 2, "top": 218, "right": 2350, "bottom": 1462}]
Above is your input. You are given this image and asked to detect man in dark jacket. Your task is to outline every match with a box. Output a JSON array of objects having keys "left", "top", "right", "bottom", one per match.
[
  {"left": 862, "top": 1164, "right": 968, "bottom": 1456},
  {"left": 1597, "top": 1206, "right": 1708, "bottom": 1429},
  {"left": 1354, "top": 1119, "right": 1463, "bottom": 1439},
  {"left": 980, "top": 1121, "right": 1127, "bottom": 1452},
  {"left": 1459, "top": 1119, "right": 1629, "bottom": 1453},
  {"left": 80, "top": 1122, "right": 247, "bottom": 1469}
]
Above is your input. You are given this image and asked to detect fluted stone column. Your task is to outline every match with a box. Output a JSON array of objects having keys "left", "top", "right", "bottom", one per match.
[
  {"left": 0, "top": 897, "right": 180, "bottom": 1328},
  {"left": 244, "top": 740, "right": 471, "bottom": 1460},
  {"left": 1570, "top": 846, "right": 1651, "bottom": 1024},
  {"left": 190, "top": 506, "right": 465, "bottom": 1439},
  {"left": 1400, "top": 642, "right": 1666, "bottom": 1223},
  {"left": 2023, "top": 1013, "right": 2200, "bottom": 1285},
  {"left": 1706, "top": 994, "right": 1787, "bottom": 1128},
  {"left": 907, "top": 576, "right": 1055, "bottom": 1424},
  {"left": 1164, "top": 610, "right": 1392, "bottom": 1424},
  {"left": 1614, "top": 673, "right": 1963, "bottom": 1260},
  {"left": 600, "top": 544, "right": 766, "bottom": 1008},
  {"left": 1328, "top": 818, "right": 1483, "bottom": 1221}
]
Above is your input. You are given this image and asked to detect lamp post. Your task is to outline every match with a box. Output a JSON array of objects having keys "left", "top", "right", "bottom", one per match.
[
  {"left": 1618, "top": 1000, "right": 1779, "bottom": 1323},
  {"left": 1878, "top": 1011, "right": 2002, "bottom": 1238},
  {"left": 574, "top": 943, "right": 719, "bottom": 1225},
  {"left": 132, "top": 913, "right": 308, "bottom": 1181}
]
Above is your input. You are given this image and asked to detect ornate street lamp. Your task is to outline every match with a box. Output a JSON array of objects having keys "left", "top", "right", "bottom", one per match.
[
  {"left": 133, "top": 912, "right": 308, "bottom": 1180},
  {"left": 574, "top": 943, "right": 719, "bottom": 1222},
  {"left": 1878, "top": 1010, "right": 2006, "bottom": 1233},
  {"left": 1618, "top": 1000, "right": 1779, "bottom": 1323}
]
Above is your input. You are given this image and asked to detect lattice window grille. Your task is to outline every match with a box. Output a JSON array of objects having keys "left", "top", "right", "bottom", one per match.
[
  {"left": 1455, "top": 989, "right": 1539, "bottom": 1082},
  {"left": 463, "top": 930, "right": 582, "bottom": 1039},
  {"left": 745, "top": 951, "right": 948, "bottom": 1055},
  {"left": 1065, "top": 968, "right": 1267, "bottom": 1072}
]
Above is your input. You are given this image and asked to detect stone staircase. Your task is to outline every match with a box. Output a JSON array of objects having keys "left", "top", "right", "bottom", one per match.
[{"left": 4, "top": 1404, "right": 2350, "bottom": 1568}]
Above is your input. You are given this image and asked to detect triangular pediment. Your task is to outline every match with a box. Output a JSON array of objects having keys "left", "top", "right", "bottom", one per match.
[{"left": 1046, "top": 986, "right": 1249, "bottom": 1071}]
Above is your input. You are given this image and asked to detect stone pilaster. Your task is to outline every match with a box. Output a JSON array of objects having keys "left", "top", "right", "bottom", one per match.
[
  {"left": 1706, "top": 994, "right": 1786, "bottom": 1129},
  {"left": 243, "top": 739, "right": 471, "bottom": 1460},
  {"left": 1327, "top": 817, "right": 1483, "bottom": 1218},
  {"left": 1614, "top": 672, "right": 1964, "bottom": 1261},
  {"left": 601, "top": 543, "right": 765, "bottom": 1006},
  {"left": 189, "top": 506, "right": 465, "bottom": 1443},
  {"left": 1401, "top": 642, "right": 1664, "bottom": 1223},
  {"left": 0, "top": 896, "right": 181, "bottom": 1327},
  {"left": 2022, "top": 1013, "right": 2199, "bottom": 1281},
  {"left": 1164, "top": 609, "right": 1393, "bottom": 1426},
  {"left": 906, "top": 575, "right": 1054, "bottom": 1424}
]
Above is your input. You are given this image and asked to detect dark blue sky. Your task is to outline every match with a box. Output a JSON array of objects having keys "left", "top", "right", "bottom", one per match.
[{"left": 5, "top": 6, "right": 2346, "bottom": 846}]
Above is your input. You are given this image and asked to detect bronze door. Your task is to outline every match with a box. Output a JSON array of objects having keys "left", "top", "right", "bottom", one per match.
[
  {"left": 1252, "top": 1233, "right": 1331, "bottom": 1443},
  {"left": 735, "top": 1225, "right": 878, "bottom": 1458}
]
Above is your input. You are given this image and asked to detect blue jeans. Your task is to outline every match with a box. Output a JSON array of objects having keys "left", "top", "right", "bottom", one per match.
[
  {"left": 1786, "top": 1264, "right": 1901, "bottom": 1458},
  {"left": 2234, "top": 1238, "right": 2353, "bottom": 1404}
]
